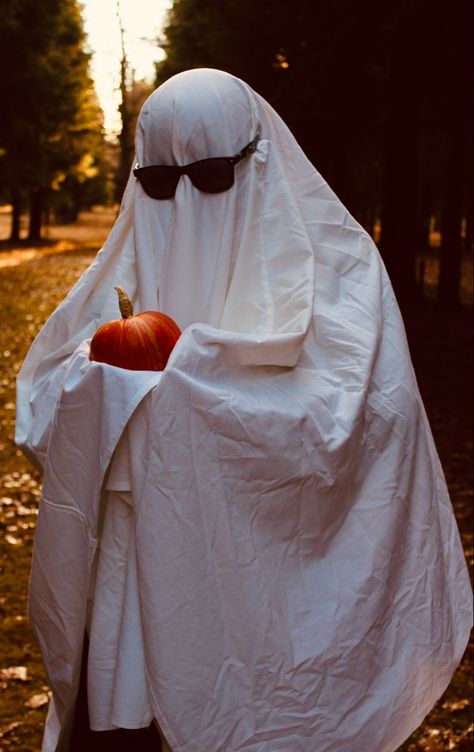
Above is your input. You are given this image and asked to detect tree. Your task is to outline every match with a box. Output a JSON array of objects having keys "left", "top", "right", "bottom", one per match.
[
  {"left": 114, "top": 2, "right": 134, "bottom": 203},
  {"left": 113, "top": 3, "right": 154, "bottom": 202},
  {"left": 0, "top": 0, "right": 108, "bottom": 240},
  {"left": 435, "top": 0, "right": 473, "bottom": 311},
  {"left": 50, "top": 88, "right": 110, "bottom": 223},
  {"left": 379, "top": 1, "right": 422, "bottom": 302}
]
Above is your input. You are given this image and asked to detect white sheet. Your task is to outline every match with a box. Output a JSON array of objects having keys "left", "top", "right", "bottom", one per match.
[{"left": 16, "top": 69, "right": 472, "bottom": 752}]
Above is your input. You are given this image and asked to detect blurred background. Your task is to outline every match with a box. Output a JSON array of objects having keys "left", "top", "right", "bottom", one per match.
[{"left": 0, "top": 2, "right": 472, "bottom": 750}]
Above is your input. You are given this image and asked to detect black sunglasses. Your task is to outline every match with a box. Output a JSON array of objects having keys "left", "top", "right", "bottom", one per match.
[{"left": 133, "top": 133, "right": 260, "bottom": 200}]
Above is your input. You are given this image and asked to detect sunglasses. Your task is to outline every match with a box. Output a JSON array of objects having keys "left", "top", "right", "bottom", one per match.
[{"left": 133, "top": 133, "right": 260, "bottom": 200}]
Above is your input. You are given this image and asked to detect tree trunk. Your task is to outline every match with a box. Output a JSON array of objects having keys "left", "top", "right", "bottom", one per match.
[
  {"left": 115, "top": 3, "right": 134, "bottom": 203},
  {"left": 9, "top": 189, "right": 22, "bottom": 242},
  {"left": 464, "top": 203, "right": 473, "bottom": 255},
  {"left": 437, "top": 126, "right": 464, "bottom": 311},
  {"left": 436, "top": 2, "right": 471, "bottom": 312},
  {"left": 28, "top": 188, "right": 43, "bottom": 241},
  {"left": 379, "top": 7, "right": 421, "bottom": 302}
]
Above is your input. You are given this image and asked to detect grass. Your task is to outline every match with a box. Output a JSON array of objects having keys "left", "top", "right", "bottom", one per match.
[{"left": 0, "top": 210, "right": 472, "bottom": 751}]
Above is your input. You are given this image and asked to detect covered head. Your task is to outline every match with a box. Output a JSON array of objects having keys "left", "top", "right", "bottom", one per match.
[{"left": 130, "top": 67, "right": 317, "bottom": 337}]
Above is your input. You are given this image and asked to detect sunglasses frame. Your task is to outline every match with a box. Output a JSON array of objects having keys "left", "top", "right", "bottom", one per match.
[{"left": 133, "top": 132, "right": 260, "bottom": 199}]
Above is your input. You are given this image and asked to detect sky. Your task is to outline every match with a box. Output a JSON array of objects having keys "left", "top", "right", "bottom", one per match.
[{"left": 81, "top": 0, "right": 171, "bottom": 136}]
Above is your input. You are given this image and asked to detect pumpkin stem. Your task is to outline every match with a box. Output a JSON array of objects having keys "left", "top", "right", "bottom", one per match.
[{"left": 114, "top": 286, "right": 134, "bottom": 319}]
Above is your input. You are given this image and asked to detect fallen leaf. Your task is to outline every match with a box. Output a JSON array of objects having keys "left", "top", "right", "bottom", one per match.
[
  {"left": 5, "top": 534, "right": 22, "bottom": 546},
  {"left": 0, "top": 666, "right": 28, "bottom": 681},
  {"left": 0, "top": 720, "right": 22, "bottom": 738},
  {"left": 25, "top": 691, "right": 50, "bottom": 709},
  {"left": 442, "top": 698, "right": 470, "bottom": 712}
]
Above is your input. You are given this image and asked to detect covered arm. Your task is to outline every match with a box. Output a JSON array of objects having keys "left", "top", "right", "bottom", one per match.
[{"left": 28, "top": 341, "right": 162, "bottom": 740}]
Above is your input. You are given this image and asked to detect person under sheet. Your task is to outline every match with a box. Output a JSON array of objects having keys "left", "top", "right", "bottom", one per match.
[{"left": 16, "top": 68, "right": 472, "bottom": 752}]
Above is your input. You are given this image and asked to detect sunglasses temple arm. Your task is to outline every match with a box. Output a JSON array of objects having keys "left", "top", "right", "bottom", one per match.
[{"left": 233, "top": 132, "right": 261, "bottom": 164}]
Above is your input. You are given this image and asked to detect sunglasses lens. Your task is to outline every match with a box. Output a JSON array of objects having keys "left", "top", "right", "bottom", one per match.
[
  {"left": 135, "top": 153, "right": 242, "bottom": 199},
  {"left": 188, "top": 158, "right": 235, "bottom": 193},
  {"left": 135, "top": 167, "right": 180, "bottom": 199}
]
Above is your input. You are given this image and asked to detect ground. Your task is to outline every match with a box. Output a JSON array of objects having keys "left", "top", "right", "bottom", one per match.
[{"left": 0, "top": 210, "right": 472, "bottom": 751}]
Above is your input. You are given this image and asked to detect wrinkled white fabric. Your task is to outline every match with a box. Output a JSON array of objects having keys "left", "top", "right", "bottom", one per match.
[
  {"left": 16, "top": 68, "right": 472, "bottom": 752},
  {"left": 86, "top": 490, "right": 152, "bottom": 731},
  {"left": 86, "top": 421, "right": 152, "bottom": 732}
]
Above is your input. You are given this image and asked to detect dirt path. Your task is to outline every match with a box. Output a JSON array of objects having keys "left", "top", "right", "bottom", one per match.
[{"left": 0, "top": 216, "right": 471, "bottom": 750}]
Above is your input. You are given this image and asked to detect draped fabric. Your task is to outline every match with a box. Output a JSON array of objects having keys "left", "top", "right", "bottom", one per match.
[{"left": 16, "top": 69, "right": 472, "bottom": 752}]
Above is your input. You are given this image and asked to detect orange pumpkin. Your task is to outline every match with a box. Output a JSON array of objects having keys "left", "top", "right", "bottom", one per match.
[{"left": 89, "top": 286, "right": 181, "bottom": 371}]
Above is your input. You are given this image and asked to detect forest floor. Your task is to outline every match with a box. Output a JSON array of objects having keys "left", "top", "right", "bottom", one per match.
[{"left": 0, "top": 209, "right": 472, "bottom": 751}]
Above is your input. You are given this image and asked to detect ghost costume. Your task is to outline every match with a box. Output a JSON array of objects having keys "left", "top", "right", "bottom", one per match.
[{"left": 16, "top": 69, "right": 472, "bottom": 752}]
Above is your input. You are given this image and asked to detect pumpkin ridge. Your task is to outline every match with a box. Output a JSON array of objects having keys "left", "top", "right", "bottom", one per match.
[{"left": 136, "top": 316, "right": 163, "bottom": 369}]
